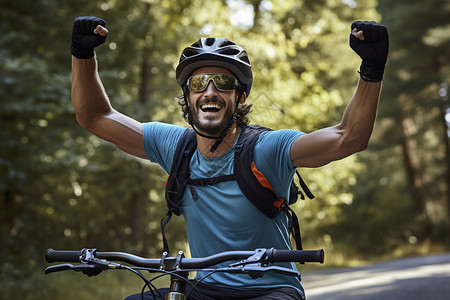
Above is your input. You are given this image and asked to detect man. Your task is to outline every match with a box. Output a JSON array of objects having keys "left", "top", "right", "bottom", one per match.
[{"left": 71, "top": 16, "right": 388, "bottom": 300}]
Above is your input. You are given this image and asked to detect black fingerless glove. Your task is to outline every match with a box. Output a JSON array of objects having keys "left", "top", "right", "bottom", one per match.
[
  {"left": 350, "top": 21, "right": 389, "bottom": 82},
  {"left": 71, "top": 16, "right": 107, "bottom": 59}
]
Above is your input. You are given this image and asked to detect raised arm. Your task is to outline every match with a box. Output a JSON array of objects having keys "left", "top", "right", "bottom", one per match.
[
  {"left": 71, "top": 17, "right": 146, "bottom": 159},
  {"left": 291, "top": 21, "right": 389, "bottom": 168}
]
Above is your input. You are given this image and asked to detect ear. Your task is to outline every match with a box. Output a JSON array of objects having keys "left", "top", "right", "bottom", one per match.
[
  {"left": 186, "top": 93, "right": 191, "bottom": 105},
  {"left": 182, "top": 86, "right": 191, "bottom": 105},
  {"left": 238, "top": 91, "right": 247, "bottom": 105}
]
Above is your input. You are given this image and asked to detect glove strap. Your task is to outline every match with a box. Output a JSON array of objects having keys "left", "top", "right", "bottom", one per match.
[
  {"left": 359, "top": 62, "right": 385, "bottom": 82},
  {"left": 71, "top": 46, "right": 95, "bottom": 59}
]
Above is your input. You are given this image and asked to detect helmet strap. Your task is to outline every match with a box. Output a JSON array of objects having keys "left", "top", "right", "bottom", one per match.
[{"left": 209, "top": 85, "right": 244, "bottom": 152}]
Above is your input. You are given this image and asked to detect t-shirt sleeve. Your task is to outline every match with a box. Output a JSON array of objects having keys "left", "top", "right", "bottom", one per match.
[
  {"left": 253, "top": 129, "right": 305, "bottom": 199},
  {"left": 142, "top": 122, "right": 188, "bottom": 174}
]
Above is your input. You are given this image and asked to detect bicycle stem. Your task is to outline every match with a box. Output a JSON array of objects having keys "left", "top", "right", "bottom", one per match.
[{"left": 166, "top": 271, "right": 189, "bottom": 300}]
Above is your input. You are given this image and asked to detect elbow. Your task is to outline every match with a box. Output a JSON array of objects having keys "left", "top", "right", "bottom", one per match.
[
  {"left": 342, "top": 135, "right": 370, "bottom": 154},
  {"left": 339, "top": 122, "right": 372, "bottom": 154},
  {"left": 353, "top": 141, "right": 369, "bottom": 153},
  {"left": 75, "top": 112, "right": 98, "bottom": 132},
  {"left": 73, "top": 106, "right": 111, "bottom": 131},
  {"left": 75, "top": 112, "right": 91, "bottom": 129},
  {"left": 359, "top": 139, "right": 370, "bottom": 151}
]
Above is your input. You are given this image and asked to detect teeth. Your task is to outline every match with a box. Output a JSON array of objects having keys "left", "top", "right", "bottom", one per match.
[{"left": 201, "top": 103, "right": 222, "bottom": 110}]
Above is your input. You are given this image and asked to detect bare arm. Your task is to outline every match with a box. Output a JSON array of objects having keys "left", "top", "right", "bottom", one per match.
[
  {"left": 291, "top": 79, "right": 381, "bottom": 167},
  {"left": 71, "top": 25, "right": 147, "bottom": 159},
  {"left": 291, "top": 23, "right": 387, "bottom": 168}
]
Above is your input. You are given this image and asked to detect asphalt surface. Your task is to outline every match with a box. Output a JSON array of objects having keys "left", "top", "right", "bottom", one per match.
[{"left": 301, "top": 253, "right": 450, "bottom": 300}]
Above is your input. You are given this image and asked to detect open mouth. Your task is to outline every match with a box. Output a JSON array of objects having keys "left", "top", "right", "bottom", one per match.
[{"left": 200, "top": 103, "right": 223, "bottom": 113}]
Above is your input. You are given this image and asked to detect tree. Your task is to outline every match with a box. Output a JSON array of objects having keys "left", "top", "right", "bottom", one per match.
[
  {"left": 334, "top": 0, "right": 450, "bottom": 257},
  {"left": 379, "top": 0, "right": 450, "bottom": 241}
]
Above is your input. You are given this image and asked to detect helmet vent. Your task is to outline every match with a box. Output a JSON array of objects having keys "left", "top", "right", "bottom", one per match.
[
  {"left": 238, "top": 53, "right": 250, "bottom": 64},
  {"left": 205, "top": 38, "right": 216, "bottom": 46},
  {"left": 191, "top": 41, "right": 202, "bottom": 48},
  {"left": 218, "top": 40, "right": 236, "bottom": 47},
  {"left": 219, "top": 48, "right": 240, "bottom": 56},
  {"left": 183, "top": 49, "right": 199, "bottom": 58}
]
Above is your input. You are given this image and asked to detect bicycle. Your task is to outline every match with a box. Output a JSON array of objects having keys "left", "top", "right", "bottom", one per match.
[{"left": 45, "top": 247, "right": 324, "bottom": 299}]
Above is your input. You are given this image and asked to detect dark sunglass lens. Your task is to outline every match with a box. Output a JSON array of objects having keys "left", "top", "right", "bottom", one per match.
[
  {"left": 189, "top": 75, "right": 208, "bottom": 91},
  {"left": 213, "top": 74, "right": 236, "bottom": 90},
  {"left": 188, "top": 74, "right": 238, "bottom": 91}
]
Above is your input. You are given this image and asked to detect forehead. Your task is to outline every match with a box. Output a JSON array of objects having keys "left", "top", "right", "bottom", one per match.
[{"left": 191, "top": 66, "right": 233, "bottom": 76}]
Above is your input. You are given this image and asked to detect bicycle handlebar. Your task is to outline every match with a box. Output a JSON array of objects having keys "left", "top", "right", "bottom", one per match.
[
  {"left": 46, "top": 248, "right": 324, "bottom": 269},
  {"left": 46, "top": 249, "right": 84, "bottom": 263},
  {"left": 266, "top": 249, "right": 324, "bottom": 263}
]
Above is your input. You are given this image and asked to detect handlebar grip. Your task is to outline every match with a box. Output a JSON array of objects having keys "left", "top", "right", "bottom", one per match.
[
  {"left": 45, "top": 248, "right": 83, "bottom": 263},
  {"left": 269, "top": 249, "right": 324, "bottom": 263}
]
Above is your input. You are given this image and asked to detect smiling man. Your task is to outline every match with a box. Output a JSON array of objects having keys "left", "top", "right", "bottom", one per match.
[
  {"left": 184, "top": 67, "right": 245, "bottom": 147},
  {"left": 70, "top": 16, "right": 388, "bottom": 300}
]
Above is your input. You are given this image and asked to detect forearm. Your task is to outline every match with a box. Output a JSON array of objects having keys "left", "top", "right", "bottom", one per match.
[
  {"left": 338, "top": 78, "right": 381, "bottom": 150},
  {"left": 71, "top": 55, "right": 112, "bottom": 129},
  {"left": 71, "top": 56, "right": 146, "bottom": 157}
]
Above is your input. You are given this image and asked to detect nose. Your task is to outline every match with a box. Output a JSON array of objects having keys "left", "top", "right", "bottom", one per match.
[{"left": 203, "top": 78, "right": 219, "bottom": 96}]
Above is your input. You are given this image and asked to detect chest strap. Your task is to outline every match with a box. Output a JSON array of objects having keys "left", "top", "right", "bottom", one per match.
[{"left": 188, "top": 174, "right": 235, "bottom": 187}]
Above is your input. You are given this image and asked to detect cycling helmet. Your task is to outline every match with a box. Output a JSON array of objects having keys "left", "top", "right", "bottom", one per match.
[{"left": 176, "top": 37, "right": 253, "bottom": 97}]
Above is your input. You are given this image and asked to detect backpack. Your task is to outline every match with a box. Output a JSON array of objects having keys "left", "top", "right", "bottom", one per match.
[{"left": 162, "top": 124, "right": 314, "bottom": 254}]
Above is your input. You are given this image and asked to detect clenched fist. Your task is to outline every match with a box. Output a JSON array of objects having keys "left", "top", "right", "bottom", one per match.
[
  {"left": 350, "top": 21, "right": 389, "bottom": 82},
  {"left": 71, "top": 16, "right": 108, "bottom": 59}
]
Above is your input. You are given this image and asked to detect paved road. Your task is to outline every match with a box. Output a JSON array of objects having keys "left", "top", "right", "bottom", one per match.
[{"left": 301, "top": 253, "right": 450, "bottom": 300}]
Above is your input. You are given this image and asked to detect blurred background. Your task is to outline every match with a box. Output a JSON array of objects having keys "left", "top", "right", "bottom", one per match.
[{"left": 1, "top": 0, "right": 449, "bottom": 298}]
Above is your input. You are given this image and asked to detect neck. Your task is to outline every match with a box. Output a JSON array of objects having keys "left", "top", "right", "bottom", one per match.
[{"left": 196, "top": 123, "right": 240, "bottom": 157}]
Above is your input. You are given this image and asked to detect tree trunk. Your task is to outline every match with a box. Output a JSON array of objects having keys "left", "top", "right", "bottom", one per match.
[
  {"left": 398, "top": 111, "right": 435, "bottom": 240},
  {"left": 128, "top": 2, "right": 153, "bottom": 255}
]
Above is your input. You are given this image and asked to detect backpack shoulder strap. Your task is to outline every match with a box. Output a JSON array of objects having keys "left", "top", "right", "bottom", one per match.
[
  {"left": 165, "top": 128, "right": 197, "bottom": 216},
  {"left": 234, "top": 125, "right": 314, "bottom": 250},
  {"left": 162, "top": 128, "right": 196, "bottom": 253},
  {"left": 234, "top": 125, "right": 286, "bottom": 218}
]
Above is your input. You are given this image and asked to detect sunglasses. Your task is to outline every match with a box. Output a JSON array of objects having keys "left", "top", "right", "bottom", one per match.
[{"left": 187, "top": 74, "right": 240, "bottom": 92}]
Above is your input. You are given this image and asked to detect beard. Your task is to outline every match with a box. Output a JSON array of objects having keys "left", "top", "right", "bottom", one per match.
[{"left": 190, "top": 97, "right": 236, "bottom": 136}]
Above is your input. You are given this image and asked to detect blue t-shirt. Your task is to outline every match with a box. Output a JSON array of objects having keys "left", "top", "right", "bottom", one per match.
[{"left": 143, "top": 122, "right": 305, "bottom": 296}]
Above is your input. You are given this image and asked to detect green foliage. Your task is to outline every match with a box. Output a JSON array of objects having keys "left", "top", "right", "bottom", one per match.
[{"left": 2, "top": 0, "right": 449, "bottom": 298}]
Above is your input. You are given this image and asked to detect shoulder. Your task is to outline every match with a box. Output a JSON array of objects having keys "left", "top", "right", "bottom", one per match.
[
  {"left": 143, "top": 122, "right": 190, "bottom": 147},
  {"left": 256, "top": 128, "right": 305, "bottom": 150},
  {"left": 142, "top": 122, "right": 189, "bottom": 173},
  {"left": 250, "top": 127, "right": 304, "bottom": 197},
  {"left": 143, "top": 122, "right": 187, "bottom": 136},
  {"left": 252, "top": 127, "right": 305, "bottom": 169}
]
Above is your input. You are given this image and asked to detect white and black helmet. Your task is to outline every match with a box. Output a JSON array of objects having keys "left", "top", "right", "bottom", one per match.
[{"left": 176, "top": 37, "right": 253, "bottom": 97}]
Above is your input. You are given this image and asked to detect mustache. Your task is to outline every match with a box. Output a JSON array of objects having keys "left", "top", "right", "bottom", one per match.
[{"left": 197, "top": 96, "right": 225, "bottom": 107}]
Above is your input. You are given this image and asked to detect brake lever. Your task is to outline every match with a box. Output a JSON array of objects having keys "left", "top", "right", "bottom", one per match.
[
  {"left": 45, "top": 264, "right": 75, "bottom": 274},
  {"left": 229, "top": 248, "right": 267, "bottom": 267},
  {"left": 45, "top": 248, "right": 125, "bottom": 278},
  {"left": 242, "top": 265, "right": 300, "bottom": 279},
  {"left": 221, "top": 264, "right": 301, "bottom": 280},
  {"left": 227, "top": 248, "right": 301, "bottom": 280},
  {"left": 45, "top": 263, "right": 106, "bottom": 277}
]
